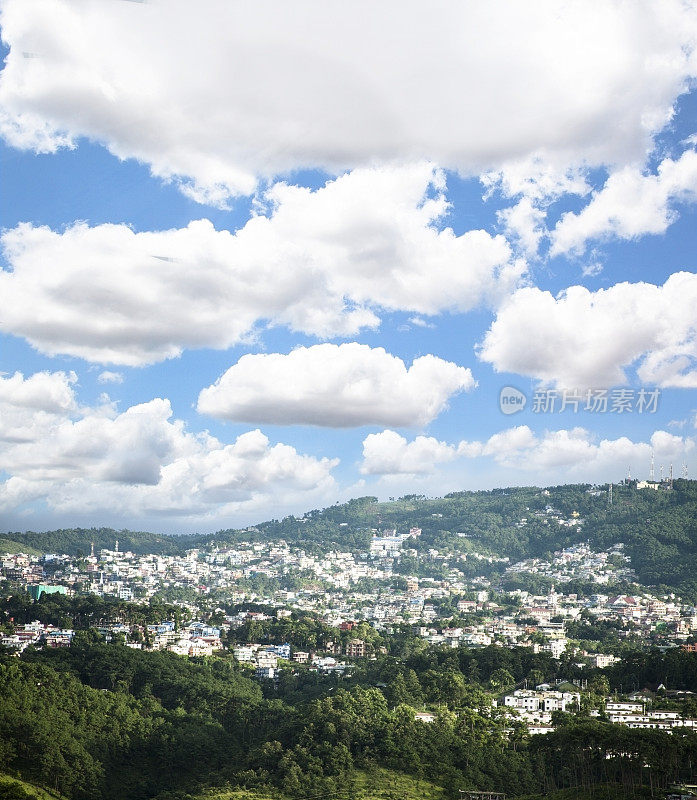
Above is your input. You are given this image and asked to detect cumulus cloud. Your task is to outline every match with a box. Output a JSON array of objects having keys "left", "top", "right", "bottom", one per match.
[
  {"left": 482, "top": 155, "right": 592, "bottom": 205},
  {"left": 360, "top": 430, "right": 463, "bottom": 475},
  {"left": 361, "top": 425, "right": 693, "bottom": 477},
  {"left": 197, "top": 343, "right": 475, "bottom": 428},
  {"left": 0, "top": 371, "right": 338, "bottom": 521},
  {"left": 472, "top": 426, "right": 692, "bottom": 472},
  {"left": 0, "top": 370, "right": 79, "bottom": 445},
  {"left": 1, "top": 0, "right": 695, "bottom": 203},
  {"left": 478, "top": 272, "right": 697, "bottom": 388},
  {"left": 551, "top": 149, "right": 697, "bottom": 256},
  {"left": 0, "top": 164, "right": 521, "bottom": 365},
  {"left": 0, "top": 370, "right": 77, "bottom": 414}
]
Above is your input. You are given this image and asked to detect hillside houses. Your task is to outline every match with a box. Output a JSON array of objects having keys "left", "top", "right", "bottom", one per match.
[{"left": 3, "top": 523, "right": 697, "bottom": 669}]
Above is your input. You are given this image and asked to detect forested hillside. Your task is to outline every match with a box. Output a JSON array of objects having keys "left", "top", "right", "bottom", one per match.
[
  {"left": 0, "top": 527, "right": 185, "bottom": 557},
  {"left": 207, "top": 479, "right": 697, "bottom": 598},
  {"left": 1, "top": 638, "right": 696, "bottom": 800},
  {"left": 3, "top": 480, "right": 697, "bottom": 597}
]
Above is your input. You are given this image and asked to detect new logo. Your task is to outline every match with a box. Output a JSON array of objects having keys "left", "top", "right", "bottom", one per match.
[{"left": 499, "top": 386, "right": 527, "bottom": 415}]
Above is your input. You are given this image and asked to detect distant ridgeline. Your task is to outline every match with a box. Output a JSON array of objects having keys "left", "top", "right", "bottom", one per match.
[
  {"left": 2, "top": 479, "right": 697, "bottom": 598},
  {"left": 0, "top": 527, "right": 187, "bottom": 557}
]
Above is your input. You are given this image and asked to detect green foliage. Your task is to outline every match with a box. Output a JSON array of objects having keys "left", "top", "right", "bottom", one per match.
[
  {"left": 529, "top": 720, "right": 697, "bottom": 794},
  {"left": 25, "top": 639, "right": 262, "bottom": 712},
  {"left": 602, "top": 648, "right": 697, "bottom": 692},
  {"left": 3, "top": 482, "right": 697, "bottom": 799},
  {"left": 0, "top": 540, "right": 43, "bottom": 557},
  {"left": 0, "top": 528, "right": 185, "bottom": 557},
  {"left": 0, "top": 773, "right": 61, "bottom": 799},
  {"left": 0, "top": 591, "right": 187, "bottom": 631},
  {"left": 1, "top": 638, "right": 695, "bottom": 800}
]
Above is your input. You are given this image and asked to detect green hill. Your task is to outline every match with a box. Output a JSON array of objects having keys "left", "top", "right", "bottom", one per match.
[
  {"left": 204, "top": 479, "right": 697, "bottom": 599},
  {"left": 5, "top": 479, "right": 697, "bottom": 599},
  {"left": 0, "top": 540, "right": 42, "bottom": 557},
  {"left": 0, "top": 527, "right": 188, "bottom": 557},
  {"left": 0, "top": 773, "right": 63, "bottom": 799}
]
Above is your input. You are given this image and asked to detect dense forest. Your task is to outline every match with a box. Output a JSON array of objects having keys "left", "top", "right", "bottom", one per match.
[{"left": 1, "top": 634, "right": 696, "bottom": 800}]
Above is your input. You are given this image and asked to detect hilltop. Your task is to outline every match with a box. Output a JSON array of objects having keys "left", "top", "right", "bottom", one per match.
[{"left": 3, "top": 480, "right": 697, "bottom": 599}]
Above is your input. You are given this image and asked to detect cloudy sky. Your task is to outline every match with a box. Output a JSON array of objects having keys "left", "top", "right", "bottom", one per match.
[{"left": 1, "top": 0, "right": 696, "bottom": 533}]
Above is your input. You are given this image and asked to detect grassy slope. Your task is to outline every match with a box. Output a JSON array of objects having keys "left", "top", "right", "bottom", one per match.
[
  {"left": 0, "top": 540, "right": 43, "bottom": 557},
  {"left": 0, "top": 773, "right": 63, "bottom": 799},
  {"left": 165, "top": 772, "right": 646, "bottom": 800},
  {"left": 156, "top": 768, "right": 447, "bottom": 800}
]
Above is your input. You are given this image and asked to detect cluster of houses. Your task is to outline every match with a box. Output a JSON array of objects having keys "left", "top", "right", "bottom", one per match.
[
  {"left": 500, "top": 689, "right": 697, "bottom": 735},
  {"left": 231, "top": 641, "right": 353, "bottom": 678},
  {"left": 2, "top": 514, "right": 697, "bottom": 663},
  {"left": 499, "top": 686, "right": 582, "bottom": 734},
  {"left": 506, "top": 541, "right": 635, "bottom": 586},
  {"left": 595, "top": 700, "right": 697, "bottom": 732},
  {"left": 0, "top": 617, "right": 223, "bottom": 658},
  {"left": 1, "top": 620, "right": 73, "bottom": 651}
]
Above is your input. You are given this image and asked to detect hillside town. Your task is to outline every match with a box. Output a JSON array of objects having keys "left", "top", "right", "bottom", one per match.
[
  {"left": 2, "top": 491, "right": 697, "bottom": 755},
  {"left": 3, "top": 513, "right": 697, "bottom": 662}
]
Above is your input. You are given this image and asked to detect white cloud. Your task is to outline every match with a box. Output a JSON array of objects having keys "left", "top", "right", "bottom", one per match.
[
  {"left": 482, "top": 154, "right": 591, "bottom": 205},
  {"left": 408, "top": 316, "right": 435, "bottom": 329},
  {"left": 0, "top": 164, "right": 522, "bottom": 365},
  {"left": 1, "top": 1, "right": 695, "bottom": 203},
  {"left": 481, "top": 154, "right": 592, "bottom": 257},
  {"left": 0, "top": 369, "right": 77, "bottom": 414},
  {"left": 496, "top": 197, "right": 548, "bottom": 257},
  {"left": 478, "top": 272, "right": 697, "bottom": 388},
  {"left": 360, "top": 430, "right": 462, "bottom": 475},
  {"left": 97, "top": 370, "right": 123, "bottom": 385},
  {"left": 362, "top": 425, "right": 693, "bottom": 477},
  {"left": 197, "top": 343, "right": 475, "bottom": 428},
  {"left": 0, "top": 370, "right": 79, "bottom": 446},
  {"left": 475, "top": 426, "right": 693, "bottom": 473},
  {"left": 0, "top": 371, "right": 338, "bottom": 522},
  {"left": 551, "top": 149, "right": 697, "bottom": 256}
]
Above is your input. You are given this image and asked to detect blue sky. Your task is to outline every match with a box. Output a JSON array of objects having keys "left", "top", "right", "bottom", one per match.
[{"left": 0, "top": 0, "right": 696, "bottom": 533}]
